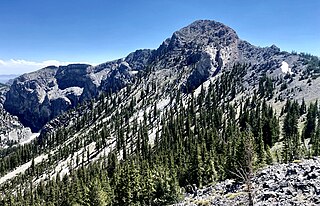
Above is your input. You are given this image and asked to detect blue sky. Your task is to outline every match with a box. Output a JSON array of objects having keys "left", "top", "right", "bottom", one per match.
[{"left": 0, "top": 0, "right": 319, "bottom": 75}]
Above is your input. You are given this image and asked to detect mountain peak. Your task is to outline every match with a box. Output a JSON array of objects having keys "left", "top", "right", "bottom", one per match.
[
  {"left": 172, "top": 20, "right": 239, "bottom": 46},
  {"left": 182, "top": 19, "right": 232, "bottom": 32}
]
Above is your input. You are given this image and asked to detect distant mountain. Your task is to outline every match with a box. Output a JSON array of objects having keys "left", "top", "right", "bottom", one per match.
[
  {"left": 0, "top": 82, "right": 6, "bottom": 88},
  {"left": 0, "top": 74, "right": 19, "bottom": 84}
]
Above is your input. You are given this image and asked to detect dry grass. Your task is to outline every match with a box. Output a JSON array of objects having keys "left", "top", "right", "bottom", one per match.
[
  {"left": 225, "top": 192, "right": 245, "bottom": 199},
  {"left": 194, "top": 199, "right": 210, "bottom": 206}
]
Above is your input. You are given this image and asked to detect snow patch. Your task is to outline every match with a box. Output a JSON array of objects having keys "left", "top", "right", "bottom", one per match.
[
  {"left": 120, "top": 61, "right": 130, "bottom": 68},
  {"left": 129, "top": 70, "right": 139, "bottom": 75},
  {"left": 281, "top": 61, "right": 292, "bottom": 74}
]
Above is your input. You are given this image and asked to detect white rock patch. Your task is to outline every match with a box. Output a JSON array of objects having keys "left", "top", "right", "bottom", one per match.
[
  {"left": 19, "top": 132, "right": 40, "bottom": 145},
  {"left": 47, "top": 86, "right": 84, "bottom": 102},
  {"left": 0, "top": 154, "right": 47, "bottom": 185}
]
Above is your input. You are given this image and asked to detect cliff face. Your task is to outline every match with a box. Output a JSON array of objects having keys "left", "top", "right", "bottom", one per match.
[
  {"left": 0, "top": 84, "right": 33, "bottom": 147},
  {"left": 4, "top": 65, "right": 93, "bottom": 131},
  {"left": 3, "top": 53, "right": 153, "bottom": 131}
]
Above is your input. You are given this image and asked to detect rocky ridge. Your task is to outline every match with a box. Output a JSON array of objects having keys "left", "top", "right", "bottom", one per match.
[
  {"left": 3, "top": 53, "right": 153, "bottom": 131},
  {"left": 174, "top": 158, "right": 320, "bottom": 206},
  {"left": 0, "top": 84, "right": 33, "bottom": 148},
  {"left": 3, "top": 20, "right": 312, "bottom": 133}
]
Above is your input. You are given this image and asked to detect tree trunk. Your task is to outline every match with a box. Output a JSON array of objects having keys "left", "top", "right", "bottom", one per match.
[{"left": 248, "top": 182, "right": 253, "bottom": 206}]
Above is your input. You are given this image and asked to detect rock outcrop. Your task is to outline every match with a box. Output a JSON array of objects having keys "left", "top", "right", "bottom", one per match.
[
  {"left": 174, "top": 158, "right": 320, "bottom": 206},
  {"left": 3, "top": 53, "right": 152, "bottom": 131},
  {"left": 4, "top": 20, "right": 242, "bottom": 131},
  {"left": 0, "top": 84, "right": 33, "bottom": 148}
]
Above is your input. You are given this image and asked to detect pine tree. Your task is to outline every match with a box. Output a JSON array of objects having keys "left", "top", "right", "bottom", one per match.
[
  {"left": 300, "top": 98, "right": 307, "bottom": 115},
  {"left": 89, "top": 178, "right": 108, "bottom": 206},
  {"left": 195, "top": 144, "right": 204, "bottom": 188},
  {"left": 282, "top": 100, "right": 300, "bottom": 162},
  {"left": 303, "top": 102, "right": 318, "bottom": 141},
  {"left": 256, "top": 125, "right": 266, "bottom": 167},
  {"left": 312, "top": 121, "right": 320, "bottom": 156},
  {"left": 140, "top": 165, "right": 156, "bottom": 205},
  {"left": 265, "top": 145, "right": 273, "bottom": 165}
]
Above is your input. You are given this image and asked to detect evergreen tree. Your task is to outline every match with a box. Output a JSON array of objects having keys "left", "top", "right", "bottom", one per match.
[
  {"left": 89, "top": 178, "right": 109, "bottom": 206},
  {"left": 256, "top": 125, "right": 266, "bottom": 167},
  {"left": 265, "top": 145, "right": 273, "bottom": 165},
  {"left": 312, "top": 120, "right": 320, "bottom": 156},
  {"left": 303, "top": 102, "right": 318, "bottom": 141},
  {"left": 282, "top": 100, "right": 300, "bottom": 162}
]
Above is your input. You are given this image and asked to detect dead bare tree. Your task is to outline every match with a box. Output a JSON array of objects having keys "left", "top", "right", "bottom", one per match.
[{"left": 230, "top": 130, "right": 254, "bottom": 206}]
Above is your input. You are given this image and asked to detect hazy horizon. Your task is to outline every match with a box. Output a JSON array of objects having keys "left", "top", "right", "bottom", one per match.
[{"left": 0, "top": 74, "right": 18, "bottom": 84}]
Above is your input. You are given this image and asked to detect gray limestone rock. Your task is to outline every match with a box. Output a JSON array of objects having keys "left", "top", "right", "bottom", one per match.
[
  {"left": 2, "top": 19, "right": 314, "bottom": 133},
  {"left": 173, "top": 158, "right": 320, "bottom": 206}
]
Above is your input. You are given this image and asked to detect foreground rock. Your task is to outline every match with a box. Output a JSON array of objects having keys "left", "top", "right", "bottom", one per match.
[{"left": 174, "top": 158, "right": 320, "bottom": 206}]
